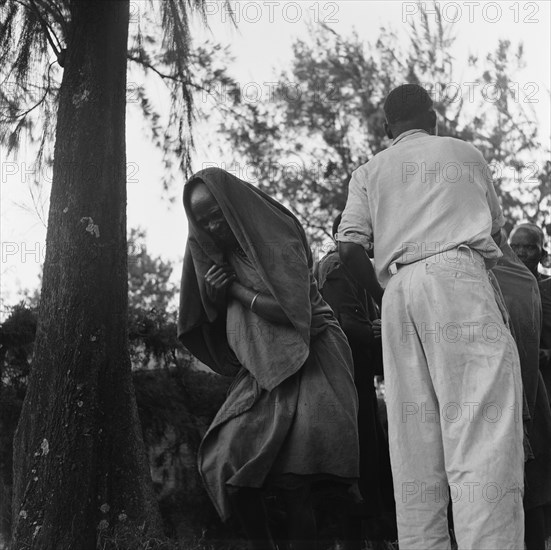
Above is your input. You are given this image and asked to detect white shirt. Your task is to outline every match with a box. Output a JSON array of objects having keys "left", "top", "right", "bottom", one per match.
[{"left": 337, "top": 129, "right": 504, "bottom": 287}]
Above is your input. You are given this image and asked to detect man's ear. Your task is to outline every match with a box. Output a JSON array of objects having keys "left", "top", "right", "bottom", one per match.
[
  {"left": 428, "top": 110, "right": 437, "bottom": 134},
  {"left": 384, "top": 120, "right": 393, "bottom": 139}
]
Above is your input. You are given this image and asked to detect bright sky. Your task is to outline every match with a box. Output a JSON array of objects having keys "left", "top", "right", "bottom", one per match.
[{"left": 2, "top": 1, "right": 550, "bottom": 312}]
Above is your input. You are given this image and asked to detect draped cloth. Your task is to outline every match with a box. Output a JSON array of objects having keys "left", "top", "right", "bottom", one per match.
[
  {"left": 540, "top": 276, "right": 551, "bottom": 403},
  {"left": 177, "top": 168, "right": 360, "bottom": 520},
  {"left": 315, "top": 250, "right": 397, "bottom": 538},
  {"left": 178, "top": 167, "right": 312, "bottom": 388},
  {"left": 491, "top": 239, "right": 551, "bottom": 510}
]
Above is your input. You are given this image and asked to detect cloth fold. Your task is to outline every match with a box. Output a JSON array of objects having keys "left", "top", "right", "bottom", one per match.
[
  {"left": 491, "top": 237, "right": 551, "bottom": 510},
  {"left": 178, "top": 167, "right": 312, "bottom": 385},
  {"left": 177, "top": 167, "right": 360, "bottom": 521}
]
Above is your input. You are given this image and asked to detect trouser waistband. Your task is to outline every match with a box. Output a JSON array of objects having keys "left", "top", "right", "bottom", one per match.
[{"left": 388, "top": 245, "right": 485, "bottom": 277}]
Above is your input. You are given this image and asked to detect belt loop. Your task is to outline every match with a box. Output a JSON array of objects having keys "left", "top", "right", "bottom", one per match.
[{"left": 458, "top": 244, "right": 474, "bottom": 262}]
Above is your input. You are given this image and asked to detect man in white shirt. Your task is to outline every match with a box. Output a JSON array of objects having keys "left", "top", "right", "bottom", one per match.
[{"left": 338, "top": 84, "right": 524, "bottom": 550}]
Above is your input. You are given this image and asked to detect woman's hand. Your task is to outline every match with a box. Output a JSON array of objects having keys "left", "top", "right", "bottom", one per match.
[
  {"left": 372, "top": 319, "right": 382, "bottom": 340},
  {"left": 204, "top": 264, "right": 237, "bottom": 309}
]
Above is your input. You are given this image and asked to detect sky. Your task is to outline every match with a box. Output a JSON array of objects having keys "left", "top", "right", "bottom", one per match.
[{"left": 2, "top": 0, "right": 551, "bottom": 313}]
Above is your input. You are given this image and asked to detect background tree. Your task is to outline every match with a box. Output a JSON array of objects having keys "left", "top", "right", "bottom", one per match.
[
  {"left": 0, "top": 303, "right": 36, "bottom": 545},
  {"left": 0, "top": 1, "right": 231, "bottom": 547},
  {"left": 212, "top": 6, "right": 550, "bottom": 244},
  {"left": 127, "top": 227, "right": 179, "bottom": 370}
]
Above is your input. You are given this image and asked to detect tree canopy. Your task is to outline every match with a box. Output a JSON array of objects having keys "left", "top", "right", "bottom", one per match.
[
  {"left": 208, "top": 10, "right": 550, "bottom": 243},
  {"left": 0, "top": 0, "right": 232, "bottom": 184}
]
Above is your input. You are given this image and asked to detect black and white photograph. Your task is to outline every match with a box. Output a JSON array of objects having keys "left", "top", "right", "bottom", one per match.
[{"left": 1, "top": 1, "right": 550, "bottom": 548}]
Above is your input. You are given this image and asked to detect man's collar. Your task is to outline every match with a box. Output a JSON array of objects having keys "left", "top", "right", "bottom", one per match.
[{"left": 392, "top": 128, "right": 429, "bottom": 146}]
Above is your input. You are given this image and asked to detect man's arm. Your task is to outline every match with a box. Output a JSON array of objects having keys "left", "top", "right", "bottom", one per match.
[
  {"left": 337, "top": 166, "right": 384, "bottom": 304},
  {"left": 338, "top": 242, "right": 384, "bottom": 306},
  {"left": 472, "top": 146, "right": 505, "bottom": 235}
]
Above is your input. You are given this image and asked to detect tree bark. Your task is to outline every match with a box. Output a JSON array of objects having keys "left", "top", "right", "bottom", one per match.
[{"left": 11, "top": 1, "right": 162, "bottom": 548}]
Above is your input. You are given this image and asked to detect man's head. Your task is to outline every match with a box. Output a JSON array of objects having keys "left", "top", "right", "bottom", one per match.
[
  {"left": 383, "top": 84, "right": 437, "bottom": 139},
  {"left": 509, "top": 222, "right": 548, "bottom": 275}
]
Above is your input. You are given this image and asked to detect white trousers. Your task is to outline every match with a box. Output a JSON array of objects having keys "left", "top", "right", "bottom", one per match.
[{"left": 382, "top": 248, "right": 524, "bottom": 550}]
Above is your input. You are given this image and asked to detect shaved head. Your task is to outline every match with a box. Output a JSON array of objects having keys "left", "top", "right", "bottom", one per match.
[
  {"left": 509, "top": 223, "right": 545, "bottom": 247},
  {"left": 509, "top": 222, "right": 547, "bottom": 275},
  {"left": 383, "top": 83, "right": 437, "bottom": 139},
  {"left": 384, "top": 84, "right": 433, "bottom": 124}
]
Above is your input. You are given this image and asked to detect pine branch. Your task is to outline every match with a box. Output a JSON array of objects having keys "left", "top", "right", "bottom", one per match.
[
  {"left": 0, "top": 61, "right": 54, "bottom": 122},
  {"left": 127, "top": 53, "right": 251, "bottom": 122}
]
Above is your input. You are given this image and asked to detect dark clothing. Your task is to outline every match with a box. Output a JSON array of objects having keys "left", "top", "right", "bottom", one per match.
[
  {"left": 537, "top": 275, "right": 551, "bottom": 541},
  {"left": 539, "top": 276, "right": 551, "bottom": 403},
  {"left": 315, "top": 250, "right": 382, "bottom": 372},
  {"left": 315, "top": 250, "right": 396, "bottom": 537},
  {"left": 491, "top": 243, "right": 551, "bottom": 512}
]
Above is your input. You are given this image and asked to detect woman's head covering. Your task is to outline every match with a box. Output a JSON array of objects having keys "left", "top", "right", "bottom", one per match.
[{"left": 178, "top": 167, "right": 312, "bottom": 374}]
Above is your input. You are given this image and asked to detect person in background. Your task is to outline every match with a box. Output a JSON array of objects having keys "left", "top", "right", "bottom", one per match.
[
  {"left": 315, "top": 213, "right": 397, "bottom": 545},
  {"left": 491, "top": 230, "right": 551, "bottom": 550},
  {"left": 178, "top": 167, "right": 360, "bottom": 550},
  {"left": 509, "top": 223, "right": 549, "bottom": 282},
  {"left": 509, "top": 223, "right": 551, "bottom": 402},
  {"left": 337, "top": 83, "right": 524, "bottom": 549}
]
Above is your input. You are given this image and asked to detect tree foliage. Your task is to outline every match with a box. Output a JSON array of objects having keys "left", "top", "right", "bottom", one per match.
[
  {"left": 127, "top": 227, "right": 180, "bottom": 369},
  {"left": 212, "top": 7, "right": 550, "bottom": 243},
  {"left": 0, "top": 303, "right": 36, "bottom": 540},
  {"left": 0, "top": 0, "right": 233, "bottom": 185}
]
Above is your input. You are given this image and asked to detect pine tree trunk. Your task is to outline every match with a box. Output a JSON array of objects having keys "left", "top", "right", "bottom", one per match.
[{"left": 11, "top": 1, "right": 162, "bottom": 548}]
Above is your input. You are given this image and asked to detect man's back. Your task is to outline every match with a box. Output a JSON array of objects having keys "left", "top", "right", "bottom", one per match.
[
  {"left": 340, "top": 130, "right": 503, "bottom": 285},
  {"left": 337, "top": 83, "right": 524, "bottom": 550}
]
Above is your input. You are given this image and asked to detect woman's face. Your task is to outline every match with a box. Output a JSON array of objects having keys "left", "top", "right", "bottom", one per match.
[{"left": 189, "top": 183, "right": 237, "bottom": 249}]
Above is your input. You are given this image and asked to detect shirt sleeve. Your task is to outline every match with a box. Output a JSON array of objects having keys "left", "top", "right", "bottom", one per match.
[
  {"left": 336, "top": 166, "right": 374, "bottom": 252},
  {"left": 473, "top": 147, "right": 505, "bottom": 234}
]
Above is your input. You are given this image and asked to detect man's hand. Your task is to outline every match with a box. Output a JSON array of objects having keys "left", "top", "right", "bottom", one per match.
[
  {"left": 204, "top": 264, "right": 237, "bottom": 309},
  {"left": 372, "top": 319, "right": 382, "bottom": 340}
]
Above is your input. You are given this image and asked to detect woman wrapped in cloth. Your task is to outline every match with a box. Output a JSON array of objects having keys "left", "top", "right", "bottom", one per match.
[{"left": 177, "top": 167, "right": 360, "bottom": 550}]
